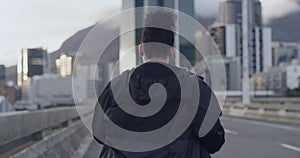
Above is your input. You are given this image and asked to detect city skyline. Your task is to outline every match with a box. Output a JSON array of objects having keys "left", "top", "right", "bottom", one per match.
[
  {"left": 0, "top": 0, "right": 299, "bottom": 67},
  {"left": 0, "top": 1, "right": 300, "bottom": 157}
]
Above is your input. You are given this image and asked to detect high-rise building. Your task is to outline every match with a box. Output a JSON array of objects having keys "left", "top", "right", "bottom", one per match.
[
  {"left": 0, "top": 81, "right": 17, "bottom": 105},
  {"left": 73, "top": 62, "right": 114, "bottom": 103},
  {"left": 216, "top": 0, "right": 271, "bottom": 75},
  {"left": 17, "top": 48, "right": 48, "bottom": 87},
  {"left": 29, "top": 74, "right": 73, "bottom": 106},
  {"left": 0, "top": 65, "right": 5, "bottom": 81},
  {"left": 206, "top": 0, "right": 272, "bottom": 100},
  {"left": 120, "top": 0, "right": 196, "bottom": 73},
  {"left": 217, "top": 0, "right": 242, "bottom": 25},
  {"left": 209, "top": 24, "right": 236, "bottom": 58},
  {"left": 55, "top": 53, "right": 73, "bottom": 78},
  {"left": 203, "top": 56, "right": 241, "bottom": 91},
  {"left": 5, "top": 66, "right": 17, "bottom": 86}
]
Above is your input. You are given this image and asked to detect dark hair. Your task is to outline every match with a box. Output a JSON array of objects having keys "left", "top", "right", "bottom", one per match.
[{"left": 140, "top": 10, "right": 176, "bottom": 58}]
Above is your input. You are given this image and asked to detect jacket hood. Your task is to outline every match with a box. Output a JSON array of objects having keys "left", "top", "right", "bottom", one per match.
[{"left": 112, "top": 62, "right": 194, "bottom": 105}]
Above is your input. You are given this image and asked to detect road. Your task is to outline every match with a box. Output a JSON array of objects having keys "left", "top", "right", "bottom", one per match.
[
  {"left": 83, "top": 116, "right": 300, "bottom": 158},
  {"left": 214, "top": 117, "right": 300, "bottom": 158}
]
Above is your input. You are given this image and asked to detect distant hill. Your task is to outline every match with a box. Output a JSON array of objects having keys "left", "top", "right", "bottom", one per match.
[
  {"left": 268, "top": 11, "right": 300, "bottom": 42},
  {"left": 55, "top": 25, "right": 96, "bottom": 55},
  {"left": 49, "top": 24, "right": 119, "bottom": 73}
]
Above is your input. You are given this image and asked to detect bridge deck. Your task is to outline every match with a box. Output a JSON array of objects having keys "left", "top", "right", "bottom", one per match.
[{"left": 83, "top": 116, "right": 300, "bottom": 158}]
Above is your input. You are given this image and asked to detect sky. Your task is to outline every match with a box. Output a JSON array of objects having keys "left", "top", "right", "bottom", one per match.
[
  {"left": 0, "top": 0, "right": 299, "bottom": 67},
  {"left": 196, "top": 0, "right": 300, "bottom": 20}
]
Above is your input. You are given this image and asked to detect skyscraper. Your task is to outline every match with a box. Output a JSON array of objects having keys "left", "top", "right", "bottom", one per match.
[
  {"left": 119, "top": 0, "right": 196, "bottom": 73},
  {"left": 203, "top": 0, "right": 272, "bottom": 100},
  {"left": 218, "top": 0, "right": 242, "bottom": 25},
  {"left": 217, "top": 0, "right": 242, "bottom": 60},
  {"left": 17, "top": 48, "right": 48, "bottom": 86},
  {"left": 209, "top": 24, "right": 237, "bottom": 58},
  {"left": 215, "top": 0, "right": 271, "bottom": 76},
  {"left": 55, "top": 53, "right": 73, "bottom": 78},
  {"left": 0, "top": 65, "right": 5, "bottom": 81}
]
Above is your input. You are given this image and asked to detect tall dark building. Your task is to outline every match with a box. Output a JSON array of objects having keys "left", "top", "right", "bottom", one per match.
[
  {"left": 216, "top": 0, "right": 271, "bottom": 76},
  {"left": 209, "top": 23, "right": 237, "bottom": 58},
  {"left": 5, "top": 66, "right": 17, "bottom": 84},
  {"left": 119, "top": 0, "right": 196, "bottom": 72},
  {"left": 0, "top": 65, "right": 5, "bottom": 81},
  {"left": 17, "top": 48, "right": 48, "bottom": 86}
]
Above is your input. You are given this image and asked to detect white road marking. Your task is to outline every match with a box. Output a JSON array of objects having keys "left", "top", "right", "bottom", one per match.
[
  {"left": 225, "top": 129, "right": 238, "bottom": 135},
  {"left": 281, "top": 143, "right": 300, "bottom": 152},
  {"left": 223, "top": 117, "right": 300, "bottom": 132}
]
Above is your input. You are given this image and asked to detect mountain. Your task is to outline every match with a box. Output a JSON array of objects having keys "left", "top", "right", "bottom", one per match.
[
  {"left": 49, "top": 24, "right": 119, "bottom": 73},
  {"left": 55, "top": 25, "right": 96, "bottom": 54},
  {"left": 267, "top": 11, "right": 300, "bottom": 42}
]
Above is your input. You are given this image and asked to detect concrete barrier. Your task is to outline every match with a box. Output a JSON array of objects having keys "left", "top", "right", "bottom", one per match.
[
  {"left": 9, "top": 120, "right": 91, "bottom": 158},
  {"left": 0, "top": 105, "right": 94, "bottom": 157},
  {"left": 224, "top": 97, "right": 300, "bottom": 105},
  {"left": 223, "top": 101, "right": 300, "bottom": 124},
  {"left": 0, "top": 106, "right": 92, "bottom": 146}
]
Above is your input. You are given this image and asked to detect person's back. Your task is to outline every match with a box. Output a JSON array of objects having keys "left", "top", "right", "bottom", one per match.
[
  {"left": 93, "top": 62, "right": 224, "bottom": 157},
  {"left": 92, "top": 9, "right": 225, "bottom": 158}
]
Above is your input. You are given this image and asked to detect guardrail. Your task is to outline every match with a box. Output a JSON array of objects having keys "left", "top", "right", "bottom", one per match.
[
  {"left": 0, "top": 106, "right": 94, "bottom": 157},
  {"left": 225, "top": 97, "right": 300, "bottom": 105},
  {"left": 223, "top": 100, "right": 300, "bottom": 124}
]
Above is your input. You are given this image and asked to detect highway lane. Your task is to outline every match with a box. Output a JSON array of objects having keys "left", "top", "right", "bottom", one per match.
[
  {"left": 83, "top": 116, "right": 300, "bottom": 158},
  {"left": 214, "top": 117, "right": 300, "bottom": 158},
  {"left": 83, "top": 140, "right": 102, "bottom": 158}
]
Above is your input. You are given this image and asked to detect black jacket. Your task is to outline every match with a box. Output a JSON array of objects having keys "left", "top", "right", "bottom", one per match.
[{"left": 92, "top": 62, "right": 225, "bottom": 158}]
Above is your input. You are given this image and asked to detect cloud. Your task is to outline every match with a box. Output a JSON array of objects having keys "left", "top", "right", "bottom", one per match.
[
  {"left": 195, "top": 0, "right": 300, "bottom": 23},
  {"left": 289, "top": 0, "right": 300, "bottom": 4},
  {"left": 195, "top": 0, "right": 219, "bottom": 17},
  {"left": 262, "top": 0, "right": 300, "bottom": 23}
]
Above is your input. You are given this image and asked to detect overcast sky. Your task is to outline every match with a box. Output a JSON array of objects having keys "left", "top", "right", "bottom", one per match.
[
  {"left": 0, "top": 0, "right": 299, "bottom": 67},
  {"left": 196, "top": 0, "right": 300, "bottom": 20}
]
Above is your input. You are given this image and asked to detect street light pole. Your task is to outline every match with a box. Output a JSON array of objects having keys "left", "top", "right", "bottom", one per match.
[
  {"left": 174, "top": 0, "right": 180, "bottom": 67},
  {"left": 242, "top": 0, "right": 251, "bottom": 105}
]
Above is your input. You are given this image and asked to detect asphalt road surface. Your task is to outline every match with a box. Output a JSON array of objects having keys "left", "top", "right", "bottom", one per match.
[{"left": 84, "top": 116, "right": 300, "bottom": 158}]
